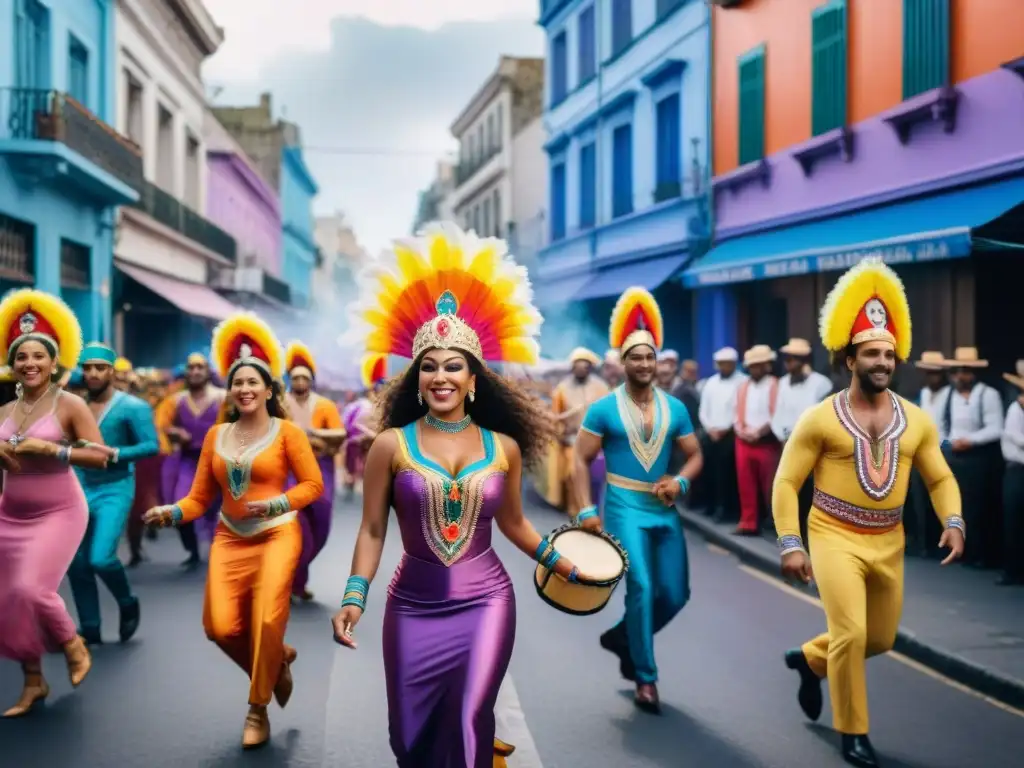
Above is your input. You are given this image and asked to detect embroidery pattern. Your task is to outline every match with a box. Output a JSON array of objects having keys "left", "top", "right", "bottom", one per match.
[
  {"left": 216, "top": 419, "right": 281, "bottom": 500},
  {"left": 833, "top": 390, "right": 907, "bottom": 501},
  {"left": 813, "top": 488, "right": 903, "bottom": 529},
  {"left": 613, "top": 386, "right": 670, "bottom": 473}
]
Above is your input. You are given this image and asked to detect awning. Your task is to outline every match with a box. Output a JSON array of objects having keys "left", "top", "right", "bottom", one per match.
[
  {"left": 574, "top": 252, "right": 688, "bottom": 301},
  {"left": 117, "top": 261, "right": 239, "bottom": 321},
  {"left": 683, "top": 176, "right": 1024, "bottom": 287},
  {"left": 534, "top": 272, "right": 593, "bottom": 308}
]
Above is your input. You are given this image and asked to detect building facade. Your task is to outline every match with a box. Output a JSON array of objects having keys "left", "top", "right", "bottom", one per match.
[
  {"left": 0, "top": 0, "right": 141, "bottom": 342},
  {"left": 312, "top": 211, "right": 365, "bottom": 388},
  {"left": 411, "top": 158, "right": 456, "bottom": 233},
  {"left": 447, "top": 56, "right": 548, "bottom": 274},
  {"left": 685, "top": 0, "right": 1024, "bottom": 381},
  {"left": 535, "top": 0, "right": 711, "bottom": 359},
  {"left": 111, "top": 0, "right": 239, "bottom": 366}
]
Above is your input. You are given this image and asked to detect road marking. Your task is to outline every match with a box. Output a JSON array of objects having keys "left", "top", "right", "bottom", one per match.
[
  {"left": 496, "top": 675, "right": 545, "bottom": 767},
  {"left": 737, "top": 564, "right": 1024, "bottom": 718},
  {"left": 706, "top": 543, "right": 731, "bottom": 556}
]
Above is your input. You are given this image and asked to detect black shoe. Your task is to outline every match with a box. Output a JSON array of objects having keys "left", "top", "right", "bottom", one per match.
[
  {"left": 784, "top": 649, "right": 822, "bottom": 721},
  {"left": 841, "top": 734, "right": 878, "bottom": 767},
  {"left": 181, "top": 552, "right": 200, "bottom": 568},
  {"left": 119, "top": 598, "right": 140, "bottom": 643},
  {"left": 145, "top": 527, "right": 158, "bottom": 540},
  {"left": 128, "top": 552, "right": 143, "bottom": 568},
  {"left": 634, "top": 683, "right": 661, "bottom": 715},
  {"left": 599, "top": 624, "right": 636, "bottom": 682},
  {"left": 78, "top": 627, "right": 103, "bottom": 646}
]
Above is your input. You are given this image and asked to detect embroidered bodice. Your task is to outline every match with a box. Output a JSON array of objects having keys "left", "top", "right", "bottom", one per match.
[{"left": 390, "top": 422, "right": 508, "bottom": 567}]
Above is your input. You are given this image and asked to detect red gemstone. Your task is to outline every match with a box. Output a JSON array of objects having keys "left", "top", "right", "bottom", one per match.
[
  {"left": 436, "top": 318, "right": 450, "bottom": 337},
  {"left": 443, "top": 523, "right": 460, "bottom": 542}
]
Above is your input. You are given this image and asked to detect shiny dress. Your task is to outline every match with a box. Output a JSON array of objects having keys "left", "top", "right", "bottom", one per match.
[
  {"left": 384, "top": 422, "right": 515, "bottom": 767},
  {"left": 0, "top": 403, "right": 88, "bottom": 661}
]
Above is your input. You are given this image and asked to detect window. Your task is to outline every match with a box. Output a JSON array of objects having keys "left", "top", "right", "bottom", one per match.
[
  {"left": 902, "top": 0, "right": 949, "bottom": 98},
  {"left": 14, "top": 0, "right": 50, "bottom": 89},
  {"left": 476, "top": 124, "right": 484, "bottom": 159},
  {"left": 656, "top": 0, "right": 683, "bottom": 19},
  {"left": 492, "top": 189, "right": 502, "bottom": 236},
  {"left": 612, "top": 124, "right": 633, "bottom": 218},
  {"left": 496, "top": 103, "right": 504, "bottom": 148},
  {"left": 483, "top": 197, "right": 492, "bottom": 236},
  {"left": 611, "top": 0, "right": 632, "bottom": 58},
  {"left": 579, "top": 142, "right": 596, "bottom": 229},
  {"left": 550, "top": 163, "right": 566, "bottom": 241},
  {"left": 67, "top": 35, "right": 89, "bottom": 105},
  {"left": 551, "top": 31, "right": 568, "bottom": 105},
  {"left": 655, "top": 95, "right": 681, "bottom": 199},
  {"left": 578, "top": 6, "right": 596, "bottom": 84},
  {"left": 811, "top": 0, "right": 847, "bottom": 136},
  {"left": 487, "top": 114, "right": 495, "bottom": 151},
  {"left": 737, "top": 45, "right": 766, "bottom": 166}
]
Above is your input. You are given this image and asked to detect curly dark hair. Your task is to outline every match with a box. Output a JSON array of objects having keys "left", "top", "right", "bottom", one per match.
[
  {"left": 224, "top": 363, "right": 289, "bottom": 422},
  {"left": 375, "top": 354, "right": 557, "bottom": 467}
]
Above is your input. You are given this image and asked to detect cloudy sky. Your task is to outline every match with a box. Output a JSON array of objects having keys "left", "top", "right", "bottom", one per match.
[{"left": 202, "top": 0, "right": 545, "bottom": 254}]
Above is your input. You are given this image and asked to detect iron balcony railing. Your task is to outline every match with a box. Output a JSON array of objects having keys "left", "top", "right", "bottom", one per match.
[
  {"left": 455, "top": 145, "right": 501, "bottom": 185},
  {"left": 261, "top": 270, "right": 291, "bottom": 305},
  {"left": 1, "top": 87, "right": 144, "bottom": 192},
  {"left": 130, "top": 180, "right": 237, "bottom": 264}
]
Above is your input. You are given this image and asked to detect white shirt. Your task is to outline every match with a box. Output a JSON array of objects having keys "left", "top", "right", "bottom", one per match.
[
  {"left": 771, "top": 371, "right": 833, "bottom": 442},
  {"left": 698, "top": 372, "right": 747, "bottom": 431},
  {"left": 919, "top": 385, "right": 951, "bottom": 438},
  {"left": 738, "top": 375, "right": 776, "bottom": 432},
  {"left": 1002, "top": 401, "right": 1024, "bottom": 464},
  {"left": 946, "top": 384, "right": 1004, "bottom": 446}
]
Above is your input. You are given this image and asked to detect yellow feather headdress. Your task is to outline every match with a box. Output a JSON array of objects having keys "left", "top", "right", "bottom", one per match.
[
  {"left": 819, "top": 258, "right": 911, "bottom": 361},
  {"left": 609, "top": 287, "right": 664, "bottom": 355},
  {"left": 285, "top": 340, "right": 317, "bottom": 379},
  {"left": 360, "top": 353, "right": 388, "bottom": 389},
  {"left": 342, "top": 222, "right": 542, "bottom": 365},
  {"left": 210, "top": 312, "right": 284, "bottom": 381},
  {"left": 0, "top": 288, "right": 82, "bottom": 370},
  {"left": 114, "top": 357, "right": 133, "bottom": 372}
]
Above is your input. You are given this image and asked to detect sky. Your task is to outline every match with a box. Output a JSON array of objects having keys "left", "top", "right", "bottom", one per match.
[{"left": 201, "top": 0, "right": 545, "bottom": 254}]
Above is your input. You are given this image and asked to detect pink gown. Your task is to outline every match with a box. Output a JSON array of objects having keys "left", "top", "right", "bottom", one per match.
[{"left": 0, "top": 403, "right": 88, "bottom": 661}]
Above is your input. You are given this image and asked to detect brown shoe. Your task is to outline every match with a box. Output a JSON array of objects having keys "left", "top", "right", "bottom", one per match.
[
  {"left": 242, "top": 706, "right": 270, "bottom": 749},
  {"left": 63, "top": 636, "right": 92, "bottom": 688},
  {"left": 634, "top": 682, "right": 661, "bottom": 714},
  {"left": 273, "top": 646, "right": 298, "bottom": 708},
  {"left": 2, "top": 667, "right": 49, "bottom": 718}
]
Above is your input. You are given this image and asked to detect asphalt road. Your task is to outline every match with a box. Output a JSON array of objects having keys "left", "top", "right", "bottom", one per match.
[{"left": 2, "top": 497, "right": 1023, "bottom": 768}]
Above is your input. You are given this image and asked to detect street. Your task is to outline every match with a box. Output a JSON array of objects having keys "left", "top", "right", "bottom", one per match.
[{"left": 2, "top": 498, "right": 1022, "bottom": 768}]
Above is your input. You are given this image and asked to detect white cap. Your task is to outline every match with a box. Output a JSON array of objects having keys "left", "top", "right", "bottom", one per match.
[
  {"left": 713, "top": 347, "right": 739, "bottom": 363},
  {"left": 661, "top": 349, "right": 679, "bottom": 362}
]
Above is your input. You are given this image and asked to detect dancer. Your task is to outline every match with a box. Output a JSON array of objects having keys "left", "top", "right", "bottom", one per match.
[
  {"left": 70, "top": 343, "right": 158, "bottom": 644},
  {"left": 284, "top": 340, "right": 346, "bottom": 601},
  {"left": 144, "top": 312, "right": 323, "bottom": 748},
  {"left": 341, "top": 381, "right": 375, "bottom": 497},
  {"left": 551, "top": 347, "right": 608, "bottom": 514},
  {"left": 331, "top": 223, "right": 584, "bottom": 766},
  {"left": 0, "top": 289, "right": 106, "bottom": 717},
  {"left": 571, "top": 287, "right": 703, "bottom": 713},
  {"left": 772, "top": 259, "right": 964, "bottom": 767}
]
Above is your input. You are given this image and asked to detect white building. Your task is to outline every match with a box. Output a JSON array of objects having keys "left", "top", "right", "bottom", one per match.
[
  {"left": 448, "top": 56, "right": 547, "bottom": 270},
  {"left": 112, "top": 0, "right": 239, "bottom": 365}
]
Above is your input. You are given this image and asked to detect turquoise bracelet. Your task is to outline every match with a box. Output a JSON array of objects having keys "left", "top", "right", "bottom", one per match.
[
  {"left": 342, "top": 575, "right": 369, "bottom": 610},
  {"left": 575, "top": 506, "right": 598, "bottom": 524},
  {"left": 264, "top": 494, "right": 290, "bottom": 518},
  {"left": 534, "top": 538, "right": 561, "bottom": 570},
  {"left": 169, "top": 505, "right": 183, "bottom": 525},
  {"left": 674, "top": 476, "right": 690, "bottom": 494}
]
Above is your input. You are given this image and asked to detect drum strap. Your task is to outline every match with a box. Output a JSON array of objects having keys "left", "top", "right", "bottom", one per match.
[{"left": 607, "top": 472, "right": 655, "bottom": 492}]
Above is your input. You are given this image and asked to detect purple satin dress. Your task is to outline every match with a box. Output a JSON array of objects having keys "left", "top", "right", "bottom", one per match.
[
  {"left": 383, "top": 423, "right": 515, "bottom": 767},
  {"left": 167, "top": 391, "right": 222, "bottom": 541}
]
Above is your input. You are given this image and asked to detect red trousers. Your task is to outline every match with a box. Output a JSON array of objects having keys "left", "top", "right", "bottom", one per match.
[{"left": 735, "top": 439, "right": 781, "bottom": 532}]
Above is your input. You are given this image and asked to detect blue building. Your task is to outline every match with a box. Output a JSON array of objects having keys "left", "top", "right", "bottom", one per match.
[
  {"left": 0, "top": 0, "right": 141, "bottom": 342},
  {"left": 534, "top": 0, "right": 710, "bottom": 359},
  {"left": 280, "top": 143, "right": 318, "bottom": 309}
]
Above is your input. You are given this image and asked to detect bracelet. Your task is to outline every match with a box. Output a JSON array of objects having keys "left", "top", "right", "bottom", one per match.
[
  {"left": 56, "top": 445, "right": 71, "bottom": 464},
  {"left": 945, "top": 515, "right": 966, "bottom": 539},
  {"left": 575, "top": 506, "right": 598, "bottom": 524},
  {"left": 533, "top": 537, "right": 562, "bottom": 570},
  {"left": 341, "top": 575, "right": 369, "bottom": 610},
  {"left": 110, "top": 448, "right": 120, "bottom": 464},
  {"left": 264, "top": 494, "right": 290, "bottom": 518},
  {"left": 777, "top": 534, "right": 806, "bottom": 557},
  {"left": 568, "top": 566, "right": 579, "bottom": 583},
  {"left": 674, "top": 475, "right": 690, "bottom": 494}
]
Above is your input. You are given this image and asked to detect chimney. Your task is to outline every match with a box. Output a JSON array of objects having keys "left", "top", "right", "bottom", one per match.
[{"left": 259, "top": 92, "right": 272, "bottom": 115}]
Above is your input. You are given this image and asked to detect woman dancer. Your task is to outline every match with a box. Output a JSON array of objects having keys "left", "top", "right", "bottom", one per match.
[
  {"left": 0, "top": 289, "right": 107, "bottom": 716},
  {"left": 331, "top": 223, "right": 586, "bottom": 766},
  {"left": 143, "top": 312, "right": 323, "bottom": 748}
]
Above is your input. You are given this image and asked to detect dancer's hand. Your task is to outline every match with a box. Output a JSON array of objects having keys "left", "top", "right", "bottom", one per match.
[
  {"left": 332, "top": 606, "right": 363, "bottom": 649},
  {"left": 781, "top": 550, "right": 813, "bottom": 584},
  {"left": 13, "top": 438, "right": 57, "bottom": 456},
  {"left": 0, "top": 443, "right": 20, "bottom": 471},
  {"left": 652, "top": 476, "right": 680, "bottom": 506},
  {"left": 142, "top": 506, "right": 176, "bottom": 527},
  {"left": 578, "top": 514, "right": 602, "bottom": 533},
  {"left": 245, "top": 500, "right": 270, "bottom": 518},
  {"left": 938, "top": 527, "right": 965, "bottom": 566}
]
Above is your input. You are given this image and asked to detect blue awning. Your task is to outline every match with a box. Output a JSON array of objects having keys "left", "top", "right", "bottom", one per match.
[
  {"left": 533, "top": 272, "right": 593, "bottom": 308},
  {"left": 683, "top": 176, "right": 1024, "bottom": 287},
  {"left": 573, "top": 252, "right": 688, "bottom": 301}
]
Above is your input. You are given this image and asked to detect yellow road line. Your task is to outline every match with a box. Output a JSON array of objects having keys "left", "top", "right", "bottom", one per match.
[{"left": 736, "top": 563, "right": 1024, "bottom": 718}]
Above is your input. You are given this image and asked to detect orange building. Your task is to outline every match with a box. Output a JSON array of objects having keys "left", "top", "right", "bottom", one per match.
[{"left": 685, "top": 0, "right": 1024, "bottom": 384}]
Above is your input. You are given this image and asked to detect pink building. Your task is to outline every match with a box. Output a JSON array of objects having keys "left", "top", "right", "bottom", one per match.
[{"left": 205, "top": 150, "right": 281, "bottom": 274}]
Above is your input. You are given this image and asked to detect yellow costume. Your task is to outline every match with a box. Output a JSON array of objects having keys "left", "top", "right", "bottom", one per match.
[
  {"left": 550, "top": 347, "right": 608, "bottom": 513},
  {"left": 772, "top": 259, "right": 963, "bottom": 739}
]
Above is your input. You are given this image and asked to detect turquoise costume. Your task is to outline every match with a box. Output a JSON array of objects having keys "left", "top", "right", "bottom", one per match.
[
  {"left": 69, "top": 344, "right": 158, "bottom": 640},
  {"left": 581, "top": 386, "right": 693, "bottom": 684}
]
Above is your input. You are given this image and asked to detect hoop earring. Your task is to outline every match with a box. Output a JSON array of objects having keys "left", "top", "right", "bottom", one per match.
[
  {"left": 468, "top": 390, "right": 475, "bottom": 403},
  {"left": 417, "top": 390, "right": 423, "bottom": 406}
]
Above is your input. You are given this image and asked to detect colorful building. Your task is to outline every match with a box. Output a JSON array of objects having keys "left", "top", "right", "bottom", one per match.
[
  {"left": 685, "top": 0, "right": 1024, "bottom": 379},
  {"left": 534, "top": 0, "right": 711, "bottom": 359}
]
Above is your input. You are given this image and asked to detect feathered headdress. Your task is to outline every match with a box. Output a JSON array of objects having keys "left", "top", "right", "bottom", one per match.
[
  {"left": 819, "top": 258, "right": 911, "bottom": 361},
  {"left": 0, "top": 288, "right": 82, "bottom": 370},
  {"left": 285, "top": 340, "right": 317, "bottom": 379},
  {"left": 360, "top": 352, "right": 388, "bottom": 389},
  {"left": 343, "top": 222, "right": 541, "bottom": 365},
  {"left": 210, "top": 312, "right": 284, "bottom": 381},
  {"left": 609, "top": 287, "right": 664, "bottom": 355}
]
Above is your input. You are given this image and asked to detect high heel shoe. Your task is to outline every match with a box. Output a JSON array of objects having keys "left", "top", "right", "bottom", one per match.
[
  {"left": 2, "top": 670, "right": 50, "bottom": 718},
  {"left": 273, "top": 646, "right": 298, "bottom": 708},
  {"left": 63, "top": 635, "right": 92, "bottom": 687}
]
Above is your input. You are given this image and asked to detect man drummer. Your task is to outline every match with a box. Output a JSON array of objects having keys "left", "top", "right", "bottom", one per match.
[{"left": 571, "top": 287, "right": 703, "bottom": 713}]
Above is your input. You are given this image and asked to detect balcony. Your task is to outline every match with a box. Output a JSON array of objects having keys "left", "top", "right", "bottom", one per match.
[
  {"left": 262, "top": 270, "right": 291, "bottom": 305},
  {"left": 212, "top": 266, "right": 292, "bottom": 306},
  {"left": 0, "top": 88, "right": 142, "bottom": 205},
  {"left": 455, "top": 145, "right": 501, "bottom": 186},
  {"left": 129, "top": 180, "right": 237, "bottom": 264}
]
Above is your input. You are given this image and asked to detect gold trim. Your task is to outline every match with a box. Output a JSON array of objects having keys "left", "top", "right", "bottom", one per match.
[
  {"left": 219, "top": 510, "right": 297, "bottom": 537},
  {"left": 621, "top": 330, "right": 657, "bottom": 355},
  {"left": 606, "top": 473, "right": 655, "bottom": 492},
  {"left": 613, "top": 386, "right": 669, "bottom": 473},
  {"left": 850, "top": 328, "right": 895, "bottom": 347}
]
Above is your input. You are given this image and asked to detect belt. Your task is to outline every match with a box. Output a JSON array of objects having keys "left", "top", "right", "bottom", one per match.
[
  {"left": 813, "top": 488, "right": 903, "bottom": 530},
  {"left": 219, "top": 510, "right": 297, "bottom": 538},
  {"left": 606, "top": 473, "right": 655, "bottom": 493}
]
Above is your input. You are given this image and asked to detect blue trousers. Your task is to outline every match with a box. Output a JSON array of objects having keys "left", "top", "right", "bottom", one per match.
[
  {"left": 604, "top": 503, "right": 690, "bottom": 684},
  {"left": 69, "top": 477, "right": 136, "bottom": 631}
]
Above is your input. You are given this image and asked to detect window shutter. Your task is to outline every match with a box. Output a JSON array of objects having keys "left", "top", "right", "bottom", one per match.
[
  {"left": 738, "top": 45, "right": 766, "bottom": 165},
  {"left": 902, "top": 0, "right": 950, "bottom": 99},
  {"left": 811, "top": 0, "right": 847, "bottom": 136}
]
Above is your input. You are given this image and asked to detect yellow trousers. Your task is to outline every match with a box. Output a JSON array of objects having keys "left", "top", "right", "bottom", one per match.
[
  {"left": 202, "top": 520, "right": 302, "bottom": 706},
  {"left": 801, "top": 510, "right": 904, "bottom": 734}
]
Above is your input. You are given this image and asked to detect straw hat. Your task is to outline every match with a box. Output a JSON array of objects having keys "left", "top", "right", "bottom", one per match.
[
  {"left": 743, "top": 344, "right": 777, "bottom": 367},
  {"left": 779, "top": 337, "right": 812, "bottom": 357},
  {"left": 568, "top": 347, "right": 601, "bottom": 367},
  {"left": 1004, "top": 360, "right": 1024, "bottom": 390},
  {"left": 914, "top": 350, "right": 946, "bottom": 370},
  {"left": 943, "top": 347, "right": 988, "bottom": 368}
]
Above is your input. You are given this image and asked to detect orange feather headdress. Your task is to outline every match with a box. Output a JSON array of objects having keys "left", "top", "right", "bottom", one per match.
[
  {"left": 360, "top": 353, "right": 388, "bottom": 389},
  {"left": 285, "top": 340, "right": 317, "bottom": 379},
  {"left": 342, "top": 222, "right": 542, "bottom": 365},
  {"left": 210, "top": 312, "right": 284, "bottom": 381},
  {"left": 609, "top": 287, "right": 664, "bottom": 355},
  {"left": 0, "top": 288, "right": 82, "bottom": 370}
]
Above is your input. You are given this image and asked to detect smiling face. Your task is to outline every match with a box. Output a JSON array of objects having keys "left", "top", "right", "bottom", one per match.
[
  {"left": 848, "top": 340, "right": 896, "bottom": 394},
  {"left": 418, "top": 349, "right": 476, "bottom": 415},
  {"left": 12, "top": 339, "right": 56, "bottom": 390},
  {"left": 864, "top": 298, "right": 888, "bottom": 329},
  {"left": 291, "top": 372, "right": 312, "bottom": 396},
  {"left": 622, "top": 345, "right": 657, "bottom": 388},
  {"left": 230, "top": 365, "right": 270, "bottom": 416}
]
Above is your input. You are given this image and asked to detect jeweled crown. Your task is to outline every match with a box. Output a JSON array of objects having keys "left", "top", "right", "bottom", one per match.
[{"left": 411, "top": 290, "right": 484, "bottom": 362}]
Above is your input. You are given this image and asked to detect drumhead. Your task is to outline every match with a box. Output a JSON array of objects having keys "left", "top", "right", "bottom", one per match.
[{"left": 552, "top": 529, "right": 623, "bottom": 581}]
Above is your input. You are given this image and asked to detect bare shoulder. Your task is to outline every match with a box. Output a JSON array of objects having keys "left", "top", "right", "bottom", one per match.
[
  {"left": 57, "top": 390, "right": 89, "bottom": 414},
  {"left": 371, "top": 427, "right": 400, "bottom": 453},
  {"left": 493, "top": 431, "right": 521, "bottom": 461}
]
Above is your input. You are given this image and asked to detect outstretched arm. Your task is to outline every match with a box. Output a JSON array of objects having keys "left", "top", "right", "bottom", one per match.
[
  {"left": 114, "top": 401, "right": 160, "bottom": 463},
  {"left": 170, "top": 428, "right": 221, "bottom": 524},
  {"left": 347, "top": 430, "right": 396, "bottom": 586}
]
